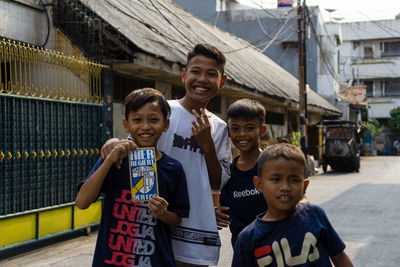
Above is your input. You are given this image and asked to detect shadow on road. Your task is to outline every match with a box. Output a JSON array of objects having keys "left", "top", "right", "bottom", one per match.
[{"left": 318, "top": 183, "right": 400, "bottom": 267}]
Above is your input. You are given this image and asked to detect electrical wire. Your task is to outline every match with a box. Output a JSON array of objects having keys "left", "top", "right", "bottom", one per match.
[
  {"left": 306, "top": 6, "right": 342, "bottom": 84},
  {"left": 102, "top": 0, "right": 191, "bottom": 51},
  {"left": 39, "top": 0, "right": 51, "bottom": 47}
]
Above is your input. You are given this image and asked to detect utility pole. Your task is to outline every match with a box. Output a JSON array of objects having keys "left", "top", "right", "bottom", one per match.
[{"left": 297, "top": 0, "right": 307, "bottom": 155}]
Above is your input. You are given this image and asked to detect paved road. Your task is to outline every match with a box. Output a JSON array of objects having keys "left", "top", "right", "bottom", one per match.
[{"left": 1, "top": 156, "right": 399, "bottom": 266}]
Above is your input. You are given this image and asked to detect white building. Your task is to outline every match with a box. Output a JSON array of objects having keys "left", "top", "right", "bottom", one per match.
[{"left": 338, "top": 19, "right": 400, "bottom": 121}]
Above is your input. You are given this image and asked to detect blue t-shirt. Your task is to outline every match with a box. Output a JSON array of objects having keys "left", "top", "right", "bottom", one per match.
[
  {"left": 78, "top": 152, "right": 190, "bottom": 267},
  {"left": 220, "top": 156, "right": 268, "bottom": 247},
  {"left": 232, "top": 204, "right": 345, "bottom": 267}
]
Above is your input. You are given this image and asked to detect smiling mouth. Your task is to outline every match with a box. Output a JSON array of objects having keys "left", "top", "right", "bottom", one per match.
[
  {"left": 194, "top": 86, "right": 208, "bottom": 93},
  {"left": 139, "top": 133, "right": 153, "bottom": 138},
  {"left": 278, "top": 195, "right": 291, "bottom": 202}
]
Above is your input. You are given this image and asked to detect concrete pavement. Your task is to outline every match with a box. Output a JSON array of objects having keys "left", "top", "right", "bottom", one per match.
[{"left": 2, "top": 156, "right": 400, "bottom": 266}]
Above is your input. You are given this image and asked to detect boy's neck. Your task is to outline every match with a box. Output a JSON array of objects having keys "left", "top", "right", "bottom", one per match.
[
  {"left": 236, "top": 147, "right": 262, "bottom": 171},
  {"left": 155, "top": 149, "right": 163, "bottom": 160},
  {"left": 179, "top": 97, "right": 207, "bottom": 114},
  {"left": 261, "top": 207, "right": 296, "bottom": 222}
]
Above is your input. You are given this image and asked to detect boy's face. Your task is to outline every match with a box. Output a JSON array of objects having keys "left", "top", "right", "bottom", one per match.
[
  {"left": 123, "top": 102, "right": 169, "bottom": 148},
  {"left": 228, "top": 117, "right": 266, "bottom": 153},
  {"left": 253, "top": 158, "right": 309, "bottom": 221},
  {"left": 182, "top": 55, "right": 227, "bottom": 107}
]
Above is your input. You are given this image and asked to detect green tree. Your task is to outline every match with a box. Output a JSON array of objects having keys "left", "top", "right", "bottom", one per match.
[
  {"left": 363, "top": 118, "right": 384, "bottom": 139},
  {"left": 388, "top": 107, "right": 400, "bottom": 139}
]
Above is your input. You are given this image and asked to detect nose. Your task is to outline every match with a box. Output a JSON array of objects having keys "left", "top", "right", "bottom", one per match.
[
  {"left": 280, "top": 180, "right": 291, "bottom": 192},
  {"left": 197, "top": 72, "right": 207, "bottom": 82},
  {"left": 142, "top": 120, "right": 151, "bottom": 129},
  {"left": 238, "top": 128, "right": 246, "bottom": 136}
]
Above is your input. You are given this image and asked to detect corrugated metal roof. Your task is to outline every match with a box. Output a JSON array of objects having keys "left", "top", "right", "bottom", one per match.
[{"left": 80, "top": 0, "right": 340, "bottom": 114}]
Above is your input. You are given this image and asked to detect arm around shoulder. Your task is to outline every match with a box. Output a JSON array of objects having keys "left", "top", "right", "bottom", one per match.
[{"left": 330, "top": 251, "right": 353, "bottom": 267}]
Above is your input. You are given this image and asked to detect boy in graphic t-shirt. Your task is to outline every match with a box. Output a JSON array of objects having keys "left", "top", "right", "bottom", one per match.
[{"left": 75, "top": 88, "right": 189, "bottom": 266}]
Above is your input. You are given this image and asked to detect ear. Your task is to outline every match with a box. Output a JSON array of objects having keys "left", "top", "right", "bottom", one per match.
[
  {"left": 123, "top": 118, "right": 129, "bottom": 133},
  {"left": 303, "top": 179, "right": 310, "bottom": 194},
  {"left": 220, "top": 73, "right": 227, "bottom": 88},
  {"left": 181, "top": 68, "right": 187, "bottom": 84},
  {"left": 163, "top": 119, "right": 170, "bottom": 132},
  {"left": 260, "top": 123, "right": 267, "bottom": 137},
  {"left": 253, "top": 176, "right": 262, "bottom": 193}
]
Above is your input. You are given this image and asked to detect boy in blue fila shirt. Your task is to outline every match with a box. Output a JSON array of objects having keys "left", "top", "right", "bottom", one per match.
[
  {"left": 75, "top": 88, "right": 190, "bottom": 267},
  {"left": 232, "top": 143, "right": 353, "bottom": 267}
]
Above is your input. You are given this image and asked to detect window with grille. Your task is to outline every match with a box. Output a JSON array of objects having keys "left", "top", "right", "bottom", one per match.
[
  {"left": 382, "top": 79, "right": 400, "bottom": 96},
  {"left": 364, "top": 80, "right": 373, "bottom": 97},
  {"left": 381, "top": 41, "right": 400, "bottom": 57},
  {"left": 266, "top": 111, "right": 284, "bottom": 126}
]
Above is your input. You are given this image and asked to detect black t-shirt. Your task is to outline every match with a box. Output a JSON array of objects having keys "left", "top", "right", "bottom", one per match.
[
  {"left": 78, "top": 152, "right": 190, "bottom": 267},
  {"left": 220, "top": 156, "right": 268, "bottom": 247}
]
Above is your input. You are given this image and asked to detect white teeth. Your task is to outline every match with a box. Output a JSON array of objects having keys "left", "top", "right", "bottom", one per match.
[
  {"left": 140, "top": 134, "right": 151, "bottom": 137},
  {"left": 239, "top": 141, "right": 248, "bottom": 144},
  {"left": 279, "top": 196, "right": 289, "bottom": 200},
  {"left": 195, "top": 87, "right": 207, "bottom": 92}
]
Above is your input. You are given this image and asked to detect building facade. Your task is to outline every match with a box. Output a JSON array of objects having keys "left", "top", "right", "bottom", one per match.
[
  {"left": 172, "top": 1, "right": 352, "bottom": 121},
  {"left": 338, "top": 19, "right": 400, "bottom": 121}
]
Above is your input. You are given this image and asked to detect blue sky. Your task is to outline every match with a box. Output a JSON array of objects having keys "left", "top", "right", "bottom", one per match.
[{"left": 239, "top": 0, "right": 400, "bottom": 22}]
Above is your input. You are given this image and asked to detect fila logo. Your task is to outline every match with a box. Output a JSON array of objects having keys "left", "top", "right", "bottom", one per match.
[{"left": 255, "top": 232, "right": 320, "bottom": 267}]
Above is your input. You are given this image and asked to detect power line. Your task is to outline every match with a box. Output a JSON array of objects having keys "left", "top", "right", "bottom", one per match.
[
  {"left": 306, "top": 6, "right": 342, "bottom": 84},
  {"left": 247, "top": 0, "right": 299, "bottom": 32}
]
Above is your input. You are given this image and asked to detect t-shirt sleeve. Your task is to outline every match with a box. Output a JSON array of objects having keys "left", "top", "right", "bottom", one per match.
[
  {"left": 232, "top": 233, "right": 255, "bottom": 267},
  {"left": 214, "top": 125, "right": 232, "bottom": 189},
  {"left": 76, "top": 157, "right": 110, "bottom": 197},
  {"left": 168, "top": 162, "right": 190, "bottom": 218},
  {"left": 317, "top": 206, "right": 346, "bottom": 256}
]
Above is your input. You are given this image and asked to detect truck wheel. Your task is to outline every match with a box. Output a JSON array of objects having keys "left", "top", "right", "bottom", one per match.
[
  {"left": 322, "top": 158, "right": 328, "bottom": 173},
  {"left": 354, "top": 157, "right": 360, "bottom": 172}
]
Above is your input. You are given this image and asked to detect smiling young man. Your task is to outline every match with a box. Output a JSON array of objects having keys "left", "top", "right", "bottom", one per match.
[
  {"left": 232, "top": 143, "right": 353, "bottom": 267},
  {"left": 100, "top": 44, "right": 232, "bottom": 267},
  {"left": 158, "top": 43, "right": 232, "bottom": 267}
]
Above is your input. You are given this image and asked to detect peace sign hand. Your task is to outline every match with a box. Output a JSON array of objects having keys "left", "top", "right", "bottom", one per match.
[{"left": 192, "top": 108, "right": 213, "bottom": 151}]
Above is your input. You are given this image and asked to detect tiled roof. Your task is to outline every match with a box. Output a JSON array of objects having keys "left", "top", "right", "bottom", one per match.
[{"left": 81, "top": 0, "right": 341, "bottom": 114}]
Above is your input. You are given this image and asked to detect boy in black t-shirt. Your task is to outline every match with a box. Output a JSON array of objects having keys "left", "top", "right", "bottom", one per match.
[
  {"left": 232, "top": 144, "right": 353, "bottom": 267},
  {"left": 216, "top": 99, "right": 268, "bottom": 247},
  {"left": 75, "top": 88, "right": 189, "bottom": 267},
  {"left": 216, "top": 99, "right": 309, "bottom": 248}
]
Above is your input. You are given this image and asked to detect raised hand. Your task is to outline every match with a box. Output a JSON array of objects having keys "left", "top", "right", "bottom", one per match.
[
  {"left": 101, "top": 138, "right": 138, "bottom": 169},
  {"left": 192, "top": 108, "right": 213, "bottom": 151}
]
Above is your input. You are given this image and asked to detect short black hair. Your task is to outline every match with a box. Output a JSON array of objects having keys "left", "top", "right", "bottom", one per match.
[
  {"left": 186, "top": 43, "right": 226, "bottom": 73},
  {"left": 257, "top": 143, "right": 307, "bottom": 177},
  {"left": 227, "top": 99, "right": 266, "bottom": 125},
  {"left": 124, "top": 88, "right": 170, "bottom": 120}
]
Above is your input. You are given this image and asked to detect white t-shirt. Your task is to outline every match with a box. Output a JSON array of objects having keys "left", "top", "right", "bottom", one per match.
[{"left": 157, "top": 100, "right": 231, "bottom": 265}]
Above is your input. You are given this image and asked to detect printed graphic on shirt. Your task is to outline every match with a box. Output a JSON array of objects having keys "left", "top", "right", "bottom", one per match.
[
  {"left": 172, "top": 134, "right": 203, "bottom": 154},
  {"left": 171, "top": 226, "right": 221, "bottom": 246},
  {"left": 104, "top": 189, "right": 156, "bottom": 266},
  {"left": 129, "top": 148, "right": 158, "bottom": 202},
  {"left": 255, "top": 232, "right": 319, "bottom": 267},
  {"left": 233, "top": 188, "right": 261, "bottom": 198}
]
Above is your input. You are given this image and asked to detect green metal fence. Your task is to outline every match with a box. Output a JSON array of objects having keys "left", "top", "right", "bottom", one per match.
[
  {"left": 0, "top": 39, "right": 107, "bottom": 236},
  {"left": 0, "top": 95, "right": 104, "bottom": 215}
]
